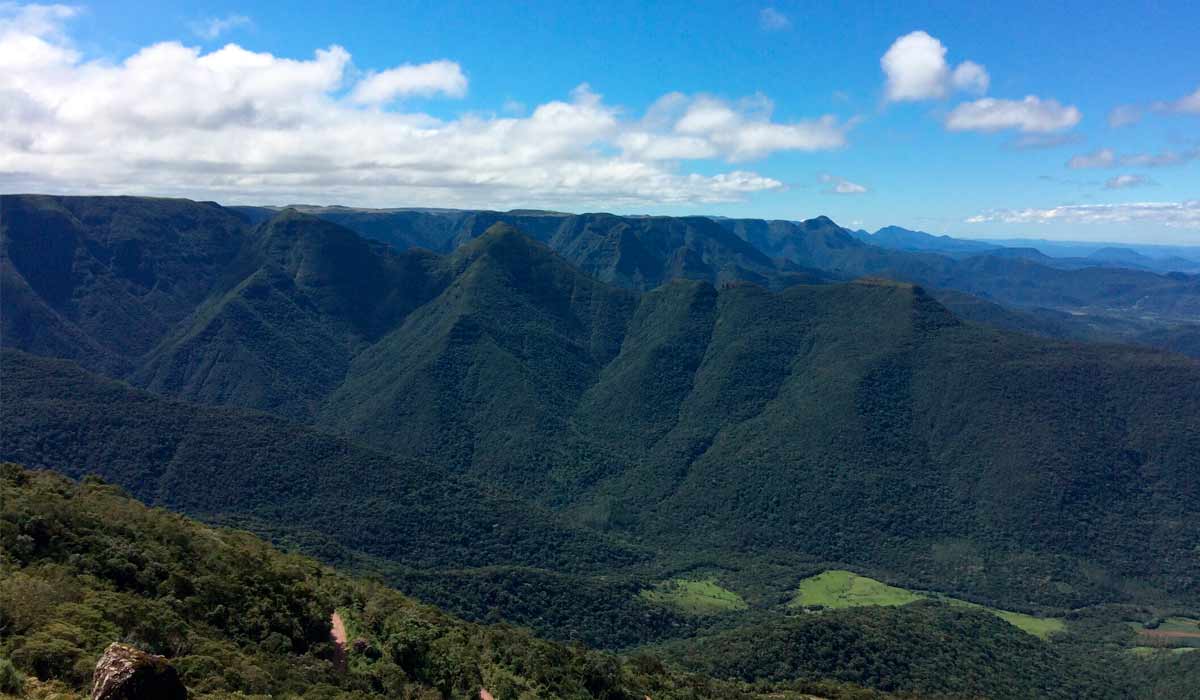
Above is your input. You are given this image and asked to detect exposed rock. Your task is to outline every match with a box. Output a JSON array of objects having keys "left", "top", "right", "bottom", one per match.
[{"left": 90, "top": 643, "right": 187, "bottom": 700}]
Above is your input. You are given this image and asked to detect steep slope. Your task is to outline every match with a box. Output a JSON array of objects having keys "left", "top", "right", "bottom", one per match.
[
  {"left": 0, "top": 349, "right": 643, "bottom": 574},
  {"left": 6, "top": 195, "right": 1200, "bottom": 620},
  {"left": 133, "top": 210, "right": 450, "bottom": 419},
  {"left": 571, "top": 279, "right": 1200, "bottom": 607},
  {"left": 305, "top": 207, "right": 830, "bottom": 291},
  {"left": 659, "top": 603, "right": 1128, "bottom": 700},
  {"left": 534, "top": 213, "right": 804, "bottom": 290},
  {"left": 1, "top": 464, "right": 876, "bottom": 700},
  {"left": 321, "top": 224, "right": 637, "bottom": 494},
  {"left": 0, "top": 194, "right": 247, "bottom": 371}
]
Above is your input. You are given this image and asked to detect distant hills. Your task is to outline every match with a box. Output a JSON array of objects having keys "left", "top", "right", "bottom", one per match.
[
  {"left": 850, "top": 225, "right": 999, "bottom": 255},
  {"left": 4, "top": 193, "right": 1200, "bottom": 696},
  {"left": 258, "top": 205, "right": 1200, "bottom": 352},
  {"left": 853, "top": 225, "right": 1200, "bottom": 274}
]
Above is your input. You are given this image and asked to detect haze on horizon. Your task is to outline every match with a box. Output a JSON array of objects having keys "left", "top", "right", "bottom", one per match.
[{"left": 0, "top": 1, "right": 1197, "bottom": 243}]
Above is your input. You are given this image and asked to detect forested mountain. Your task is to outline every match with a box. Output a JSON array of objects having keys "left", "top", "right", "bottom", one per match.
[
  {"left": 714, "top": 217, "right": 1200, "bottom": 320},
  {"left": 0, "top": 195, "right": 247, "bottom": 375},
  {"left": 259, "top": 204, "right": 1200, "bottom": 321},
  {"left": 11, "top": 194, "right": 1198, "bottom": 360},
  {"left": 244, "top": 206, "right": 828, "bottom": 292},
  {"left": 4, "top": 194, "right": 1200, "bottom": 696},
  {"left": 287, "top": 204, "right": 1200, "bottom": 348}
]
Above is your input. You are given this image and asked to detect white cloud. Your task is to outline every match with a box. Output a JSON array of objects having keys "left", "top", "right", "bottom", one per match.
[
  {"left": 623, "top": 93, "right": 850, "bottom": 162},
  {"left": 966, "top": 201, "right": 1200, "bottom": 229},
  {"left": 1107, "top": 104, "right": 1141, "bottom": 128},
  {"left": 950, "top": 61, "right": 989, "bottom": 95},
  {"left": 1068, "top": 147, "right": 1199, "bottom": 169},
  {"left": 1120, "top": 148, "right": 1199, "bottom": 167},
  {"left": 819, "top": 173, "right": 868, "bottom": 194},
  {"left": 1154, "top": 84, "right": 1200, "bottom": 114},
  {"left": 0, "top": 5, "right": 858, "bottom": 207},
  {"left": 190, "top": 14, "right": 251, "bottom": 40},
  {"left": 759, "top": 8, "right": 790, "bottom": 31},
  {"left": 0, "top": 2, "right": 76, "bottom": 37},
  {"left": 881, "top": 30, "right": 989, "bottom": 102},
  {"left": 1104, "top": 174, "right": 1153, "bottom": 189},
  {"left": 1067, "top": 148, "right": 1115, "bottom": 169},
  {"left": 350, "top": 60, "right": 467, "bottom": 103},
  {"left": 945, "top": 96, "right": 1081, "bottom": 133}
]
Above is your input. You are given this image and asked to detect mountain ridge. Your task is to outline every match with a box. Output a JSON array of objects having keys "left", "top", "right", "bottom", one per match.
[{"left": 5, "top": 195, "right": 1200, "bottom": 617}]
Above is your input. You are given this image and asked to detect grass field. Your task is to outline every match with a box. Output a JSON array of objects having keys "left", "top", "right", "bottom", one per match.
[
  {"left": 987, "top": 609, "right": 1067, "bottom": 638},
  {"left": 639, "top": 578, "right": 749, "bottom": 615},
  {"left": 789, "top": 570, "right": 924, "bottom": 608},
  {"left": 789, "top": 570, "right": 1066, "bottom": 639}
]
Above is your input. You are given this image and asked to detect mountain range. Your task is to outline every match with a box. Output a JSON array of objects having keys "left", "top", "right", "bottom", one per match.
[
  {"left": 245, "top": 203, "right": 1200, "bottom": 358},
  {"left": 3, "top": 193, "right": 1200, "bottom": 697}
]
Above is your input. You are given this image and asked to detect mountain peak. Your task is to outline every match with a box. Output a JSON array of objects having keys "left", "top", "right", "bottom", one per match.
[
  {"left": 454, "top": 221, "right": 565, "bottom": 271},
  {"left": 480, "top": 221, "right": 524, "bottom": 240}
]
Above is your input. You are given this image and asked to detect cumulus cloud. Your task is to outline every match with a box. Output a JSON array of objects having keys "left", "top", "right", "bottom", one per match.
[
  {"left": 1068, "top": 147, "right": 1199, "bottom": 169},
  {"left": 819, "top": 173, "right": 868, "bottom": 194},
  {"left": 966, "top": 201, "right": 1200, "bottom": 229},
  {"left": 759, "top": 7, "right": 790, "bottom": 31},
  {"left": 190, "top": 14, "right": 251, "bottom": 40},
  {"left": 350, "top": 60, "right": 468, "bottom": 103},
  {"left": 0, "top": 5, "right": 852, "bottom": 207},
  {"left": 945, "top": 96, "right": 1081, "bottom": 133},
  {"left": 620, "top": 92, "right": 851, "bottom": 162},
  {"left": 881, "top": 31, "right": 989, "bottom": 102},
  {"left": 1104, "top": 174, "right": 1153, "bottom": 189},
  {"left": 1154, "top": 84, "right": 1200, "bottom": 114},
  {"left": 950, "top": 61, "right": 989, "bottom": 94}
]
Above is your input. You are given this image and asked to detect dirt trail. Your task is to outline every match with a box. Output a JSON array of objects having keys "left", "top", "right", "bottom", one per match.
[
  {"left": 330, "top": 611, "right": 348, "bottom": 671},
  {"left": 479, "top": 689, "right": 494, "bottom": 700}
]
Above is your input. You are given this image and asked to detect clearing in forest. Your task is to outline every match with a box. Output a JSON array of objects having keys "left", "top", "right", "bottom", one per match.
[
  {"left": 639, "top": 578, "right": 749, "bottom": 615},
  {"left": 789, "top": 570, "right": 1066, "bottom": 640},
  {"left": 1131, "top": 617, "right": 1200, "bottom": 648}
]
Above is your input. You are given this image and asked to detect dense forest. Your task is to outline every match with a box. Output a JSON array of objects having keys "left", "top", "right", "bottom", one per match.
[
  {"left": 0, "top": 464, "right": 884, "bottom": 699},
  {"left": 4, "top": 195, "right": 1200, "bottom": 697}
]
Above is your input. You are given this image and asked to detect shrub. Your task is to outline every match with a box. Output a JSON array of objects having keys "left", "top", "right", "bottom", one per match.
[{"left": 0, "top": 657, "right": 25, "bottom": 695}]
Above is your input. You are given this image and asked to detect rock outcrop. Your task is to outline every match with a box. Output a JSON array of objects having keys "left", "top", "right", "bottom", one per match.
[{"left": 90, "top": 643, "right": 187, "bottom": 700}]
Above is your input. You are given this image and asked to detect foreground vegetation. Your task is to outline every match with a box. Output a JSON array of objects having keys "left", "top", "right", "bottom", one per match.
[{"left": 0, "top": 464, "right": 881, "bottom": 699}]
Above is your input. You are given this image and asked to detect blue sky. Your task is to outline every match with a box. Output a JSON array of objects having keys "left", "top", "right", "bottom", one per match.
[{"left": 2, "top": 1, "right": 1198, "bottom": 242}]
